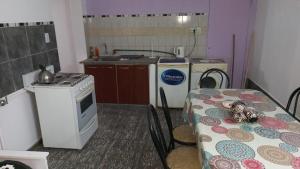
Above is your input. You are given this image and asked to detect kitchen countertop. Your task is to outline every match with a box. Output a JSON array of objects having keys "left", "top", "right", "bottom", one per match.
[
  {"left": 80, "top": 57, "right": 159, "bottom": 65},
  {"left": 189, "top": 58, "right": 226, "bottom": 64}
]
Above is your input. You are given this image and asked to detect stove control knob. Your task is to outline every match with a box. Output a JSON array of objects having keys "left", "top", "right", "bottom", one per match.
[{"left": 80, "top": 87, "right": 83, "bottom": 91}]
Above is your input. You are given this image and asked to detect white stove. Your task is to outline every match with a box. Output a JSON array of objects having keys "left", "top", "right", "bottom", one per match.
[{"left": 23, "top": 68, "right": 98, "bottom": 149}]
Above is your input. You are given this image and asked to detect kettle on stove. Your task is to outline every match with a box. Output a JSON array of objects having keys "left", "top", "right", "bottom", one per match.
[{"left": 38, "top": 64, "right": 54, "bottom": 84}]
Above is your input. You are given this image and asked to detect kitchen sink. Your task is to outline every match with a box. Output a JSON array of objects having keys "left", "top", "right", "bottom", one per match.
[
  {"left": 99, "top": 56, "right": 121, "bottom": 61},
  {"left": 98, "top": 55, "right": 145, "bottom": 61},
  {"left": 119, "top": 55, "right": 144, "bottom": 60}
]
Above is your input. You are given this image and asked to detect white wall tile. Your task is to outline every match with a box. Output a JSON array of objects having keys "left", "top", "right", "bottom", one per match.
[{"left": 85, "top": 14, "right": 208, "bottom": 57}]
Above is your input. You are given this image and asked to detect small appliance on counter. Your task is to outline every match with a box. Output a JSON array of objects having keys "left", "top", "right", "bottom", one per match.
[
  {"left": 22, "top": 65, "right": 98, "bottom": 149},
  {"left": 174, "top": 46, "right": 185, "bottom": 58}
]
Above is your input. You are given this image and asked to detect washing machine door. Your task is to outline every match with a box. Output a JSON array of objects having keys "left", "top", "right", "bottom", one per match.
[
  {"left": 191, "top": 72, "right": 227, "bottom": 89},
  {"left": 200, "top": 76, "right": 217, "bottom": 88}
]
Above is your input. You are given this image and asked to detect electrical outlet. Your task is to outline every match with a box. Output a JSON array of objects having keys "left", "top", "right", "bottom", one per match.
[
  {"left": 190, "top": 27, "right": 202, "bottom": 34},
  {"left": 44, "top": 33, "right": 50, "bottom": 43}
]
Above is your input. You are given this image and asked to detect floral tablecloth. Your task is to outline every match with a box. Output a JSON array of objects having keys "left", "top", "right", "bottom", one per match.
[{"left": 183, "top": 89, "right": 300, "bottom": 169}]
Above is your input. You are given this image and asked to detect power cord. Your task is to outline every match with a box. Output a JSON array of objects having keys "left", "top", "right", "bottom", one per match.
[{"left": 187, "top": 29, "right": 197, "bottom": 57}]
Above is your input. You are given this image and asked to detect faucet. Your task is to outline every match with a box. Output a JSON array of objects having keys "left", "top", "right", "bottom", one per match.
[{"left": 103, "top": 43, "right": 108, "bottom": 55}]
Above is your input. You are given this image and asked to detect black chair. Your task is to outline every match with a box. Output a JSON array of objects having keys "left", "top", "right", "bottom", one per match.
[
  {"left": 199, "top": 68, "right": 230, "bottom": 88},
  {"left": 286, "top": 87, "right": 300, "bottom": 121},
  {"left": 160, "top": 87, "right": 196, "bottom": 150},
  {"left": 147, "top": 105, "right": 202, "bottom": 169}
]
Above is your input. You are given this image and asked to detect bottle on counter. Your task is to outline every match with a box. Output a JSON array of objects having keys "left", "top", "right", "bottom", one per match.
[
  {"left": 89, "top": 46, "right": 94, "bottom": 58},
  {"left": 91, "top": 47, "right": 100, "bottom": 60}
]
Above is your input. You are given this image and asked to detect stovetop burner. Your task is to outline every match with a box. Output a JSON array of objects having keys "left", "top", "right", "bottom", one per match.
[
  {"left": 71, "top": 74, "right": 82, "bottom": 79},
  {"left": 33, "top": 73, "right": 89, "bottom": 87},
  {"left": 60, "top": 81, "right": 71, "bottom": 85}
]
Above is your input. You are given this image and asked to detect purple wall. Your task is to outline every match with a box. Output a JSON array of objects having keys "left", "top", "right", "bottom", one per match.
[
  {"left": 85, "top": 0, "right": 256, "bottom": 88},
  {"left": 207, "top": 0, "right": 255, "bottom": 87},
  {"left": 85, "top": 0, "right": 209, "bottom": 15}
]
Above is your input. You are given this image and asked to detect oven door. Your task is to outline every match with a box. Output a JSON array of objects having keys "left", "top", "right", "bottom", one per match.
[{"left": 75, "top": 84, "right": 97, "bottom": 131}]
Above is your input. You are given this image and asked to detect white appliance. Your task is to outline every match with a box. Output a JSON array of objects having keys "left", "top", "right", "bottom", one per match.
[
  {"left": 157, "top": 58, "right": 189, "bottom": 108},
  {"left": 174, "top": 46, "right": 185, "bottom": 58},
  {"left": 23, "top": 68, "right": 98, "bottom": 149},
  {"left": 190, "top": 59, "right": 228, "bottom": 90}
]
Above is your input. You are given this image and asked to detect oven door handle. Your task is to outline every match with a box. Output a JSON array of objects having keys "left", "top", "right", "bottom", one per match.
[{"left": 76, "top": 85, "right": 94, "bottom": 102}]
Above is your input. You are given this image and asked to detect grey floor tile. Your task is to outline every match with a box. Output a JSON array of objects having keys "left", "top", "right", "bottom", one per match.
[{"left": 31, "top": 104, "right": 184, "bottom": 169}]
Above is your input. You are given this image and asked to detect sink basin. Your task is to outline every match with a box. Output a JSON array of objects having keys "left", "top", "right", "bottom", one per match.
[
  {"left": 120, "top": 55, "right": 144, "bottom": 60},
  {"left": 97, "top": 55, "right": 145, "bottom": 61},
  {"left": 99, "top": 56, "right": 121, "bottom": 61}
]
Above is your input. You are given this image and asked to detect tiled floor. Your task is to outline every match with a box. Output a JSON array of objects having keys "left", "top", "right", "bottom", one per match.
[{"left": 31, "top": 104, "right": 184, "bottom": 169}]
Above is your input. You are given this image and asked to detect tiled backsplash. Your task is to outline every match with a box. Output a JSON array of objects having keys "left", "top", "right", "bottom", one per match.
[
  {"left": 0, "top": 22, "right": 60, "bottom": 98},
  {"left": 84, "top": 13, "right": 208, "bottom": 57}
]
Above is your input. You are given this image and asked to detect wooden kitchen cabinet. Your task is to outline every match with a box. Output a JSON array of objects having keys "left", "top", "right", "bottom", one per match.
[
  {"left": 132, "top": 65, "right": 149, "bottom": 104},
  {"left": 85, "top": 65, "right": 118, "bottom": 103},
  {"left": 85, "top": 64, "right": 149, "bottom": 105},
  {"left": 116, "top": 65, "right": 134, "bottom": 104}
]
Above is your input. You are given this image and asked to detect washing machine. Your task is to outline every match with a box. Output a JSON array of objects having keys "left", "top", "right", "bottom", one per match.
[
  {"left": 190, "top": 59, "right": 228, "bottom": 90},
  {"left": 157, "top": 58, "right": 190, "bottom": 108}
]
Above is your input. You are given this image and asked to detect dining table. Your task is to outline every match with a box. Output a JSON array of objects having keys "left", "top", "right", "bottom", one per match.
[{"left": 183, "top": 88, "right": 300, "bottom": 169}]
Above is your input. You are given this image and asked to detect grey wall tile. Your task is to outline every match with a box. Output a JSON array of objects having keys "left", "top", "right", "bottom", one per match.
[
  {"left": 0, "top": 29, "right": 9, "bottom": 63},
  {"left": 0, "top": 62, "right": 15, "bottom": 97},
  {"left": 47, "top": 49, "right": 60, "bottom": 73},
  {"left": 31, "top": 53, "right": 49, "bottom": 70},
  {"left": 3, "top": 27, "right": 30, "bottom": 59},
  {"left": 11, "top": 57, "right": 33, "bottom": 90},
  {"left": 44, "top": 25, "right": 57, "bottom": 50},
  {"left": 1, "top": 23, "right": 60, "bottom": 96},
  {"left": 27, "top": 25, "right": 46, "bottom": 54}
]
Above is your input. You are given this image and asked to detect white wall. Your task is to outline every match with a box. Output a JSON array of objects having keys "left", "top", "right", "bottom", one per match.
[
  {"left": 68, "top": 0, "right": 88, "bottom": 73},
  {"left": 0, "top": 0, "right": 51, "bottom": 23},
  {"left": 0, "top": 0, "right": 87, "bottom": 150},
  {"left": 0, "top": 91, "right": 41, "bottom": 150},
  {"left": 0, "top": 0, "right": 52, "bottom": 150},
  {"left": 50, "top": 0, "right": 87, "bottom": 73},
  {"left": 248, "top": 0, "right": 300, "bottom": 105}
]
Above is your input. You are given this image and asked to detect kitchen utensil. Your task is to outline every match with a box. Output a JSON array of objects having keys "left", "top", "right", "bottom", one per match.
[{"left": 38, "top": 65, "right": 54, "bottom": 84}]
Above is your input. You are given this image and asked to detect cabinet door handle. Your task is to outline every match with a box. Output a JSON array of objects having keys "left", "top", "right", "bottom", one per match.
[{"left": 104, "top": 66, "right": 113, "bottom": 69}]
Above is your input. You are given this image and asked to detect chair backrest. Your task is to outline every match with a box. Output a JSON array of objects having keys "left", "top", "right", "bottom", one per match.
[
  {"left": 159, "top": 87, "right": 175, "bottom": 150},
  {"left": 147, "top": 105, "right": 169, "bottom": 169},
  {"left": 199, "top": 68, "right": 230, "bottom": 88},
  {"left": 286, "top": 87, "right": 300, "bottom": 120}
]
